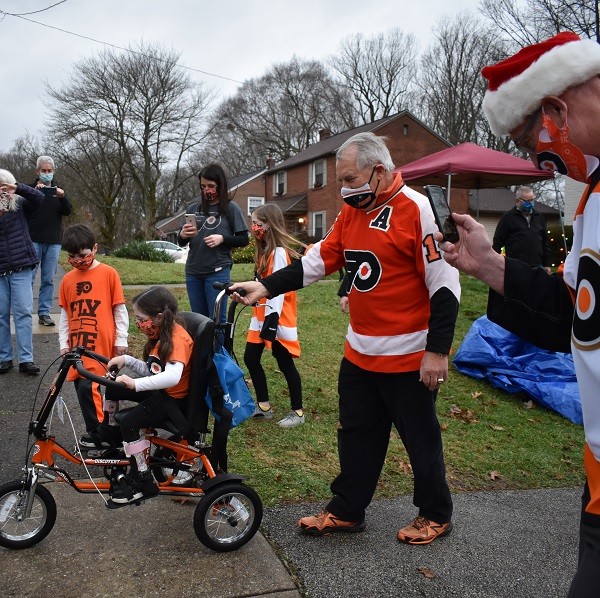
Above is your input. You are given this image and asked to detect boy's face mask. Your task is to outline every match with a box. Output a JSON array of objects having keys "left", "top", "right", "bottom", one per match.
[{"left": 68, "top": 250, "right": 96, "bottom": 271}]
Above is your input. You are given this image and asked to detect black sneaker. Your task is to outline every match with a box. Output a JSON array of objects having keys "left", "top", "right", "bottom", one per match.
[
  {"left": 38, "top": 315, "right": 55, "bottom": 326},
  {"left": 79, "top": 431, "right": 111, "bottom": 449},
  {"left": 110, "top": 470, "right": 159, "bottom": 504},
  {"left": 19, "top": 362, "right": 40, "bottom": 375},
  {"left": 0, "top": 361, "right": 13, "bottom": 374}
]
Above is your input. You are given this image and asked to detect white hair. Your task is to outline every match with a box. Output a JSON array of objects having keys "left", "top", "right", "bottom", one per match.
[
  {"left": 0, "top": 168, "right": 19, "bottom": 211},
  {"left": 336, "top": 132, "right": 395, "bottom": 172},
  {"left": 36, "top": 155, "right": 55, "bottom": 169}
]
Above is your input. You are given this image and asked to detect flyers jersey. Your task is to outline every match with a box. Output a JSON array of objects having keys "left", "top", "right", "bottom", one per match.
[
  {"left": 563, "top": 176, "right": 600, "bottom": 515},
  {"left": 147, "top": 323, "right": 193, "bottom": 399},
  {"left": 247, "top": 247, "right": 300, "bottom": 357},
  {"left": 301, "top": 173, "right": 460, "bottom": 373},
  {"left": 59, "top": 263, "right": 125, "bottom": 381}
]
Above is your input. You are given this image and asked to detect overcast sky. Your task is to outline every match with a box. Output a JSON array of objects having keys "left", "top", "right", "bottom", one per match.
[{"left": 0, "top": 0, "right": 482, "bottom": 153}]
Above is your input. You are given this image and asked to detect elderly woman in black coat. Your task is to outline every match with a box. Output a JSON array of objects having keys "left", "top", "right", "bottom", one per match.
[{"left": 0, "top": 168, "right": 44, "bottom": 374}]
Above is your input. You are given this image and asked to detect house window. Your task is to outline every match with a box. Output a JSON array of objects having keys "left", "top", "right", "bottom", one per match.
[
  {"left": 403, "top": 124, "right": 409, "bottom": 135},
  {"left": 312, "top": 211, "right": 326, "bottom": 240},
  {"left": 311, "top": 159, "right": 326, "bottom": 188},
  {"left": 247, "top": 196, "right": 264, "bottom": 215},
  {"left": 273, "top": 171, "right": 287, "bottom": 196}
]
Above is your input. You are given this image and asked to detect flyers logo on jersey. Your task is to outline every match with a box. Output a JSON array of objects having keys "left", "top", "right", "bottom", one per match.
[
  {"left": 573, "top": 249, "right": 600, "bottom": 351},
  {"left": 344, "top": 249, "right": 382, "bottom": 294}
]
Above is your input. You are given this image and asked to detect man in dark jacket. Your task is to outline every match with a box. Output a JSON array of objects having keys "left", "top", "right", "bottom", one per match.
[
  {"left": 27, "top": 155, "right": 72, "bottom": 326},
  {"left": 492, "top": 185, "right": 551, "bottom": 273}
]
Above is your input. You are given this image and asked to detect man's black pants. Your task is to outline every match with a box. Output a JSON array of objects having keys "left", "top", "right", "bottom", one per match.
[{"left": 327, "top": 358, "right": 452, "bottom": 524}]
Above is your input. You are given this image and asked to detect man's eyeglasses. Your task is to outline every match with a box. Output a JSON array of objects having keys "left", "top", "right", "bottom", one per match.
[{"left": 512, "top": 108, "right": 542, "bottom": 155}]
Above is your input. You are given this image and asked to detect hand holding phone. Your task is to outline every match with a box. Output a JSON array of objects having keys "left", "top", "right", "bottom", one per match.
[
  {"left": 184, "top": 213, "right": 197, "bottom": 228},
  {"left": 41, "top": 186, "right": 57, "bottom": 197},
  {"left": 424, "top": 185, "right": 459, "bottom": 243}
]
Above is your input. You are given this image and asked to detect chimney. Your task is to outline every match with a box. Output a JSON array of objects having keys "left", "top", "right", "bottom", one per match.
[
  {"left": 266, "top": 150, "right": 275, "bottom": 170},
  {"left": 319, "top": 128, "right": 331, "bottom": 141}
]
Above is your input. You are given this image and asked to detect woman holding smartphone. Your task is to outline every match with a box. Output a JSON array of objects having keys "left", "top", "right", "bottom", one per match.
[{"left": 177, "top": 163, "right": 248, "bottom": 323}]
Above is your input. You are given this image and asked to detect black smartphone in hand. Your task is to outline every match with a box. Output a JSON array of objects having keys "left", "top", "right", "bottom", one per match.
[
  {"left": 424, "top": 185, "right": 459, "bottom": 243},
  {"left": 41, "top": 186, "right": 56, "bottom": 197}
]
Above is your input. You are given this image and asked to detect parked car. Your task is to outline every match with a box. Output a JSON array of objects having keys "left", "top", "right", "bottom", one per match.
[{"left": 146, "top": 240, "right": 187, "bottom": 263}]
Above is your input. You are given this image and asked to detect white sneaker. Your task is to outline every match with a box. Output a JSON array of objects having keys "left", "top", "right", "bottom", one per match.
[
  {"left": 172, "top": 470, "right": 193, "bottom": 485},
  {"left": 252, "top": 405, "right": 273, "bottom": 419},
  {"left": 277, "top": 411, "right": 305, "bottom": 428}
]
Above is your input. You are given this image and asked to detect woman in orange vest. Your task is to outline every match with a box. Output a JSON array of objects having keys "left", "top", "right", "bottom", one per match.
[{"left": 245, "top": 204, "right": 306, "bottom": 428}]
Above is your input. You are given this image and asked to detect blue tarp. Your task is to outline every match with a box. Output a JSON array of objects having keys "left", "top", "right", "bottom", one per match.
[{"left": 453, "top": 316, "right": 582, "bottom": 425}]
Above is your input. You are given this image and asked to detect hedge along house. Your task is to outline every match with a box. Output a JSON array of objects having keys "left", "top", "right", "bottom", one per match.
[{"left": 263, "top": 111, "right": 464, "bottom": 241}]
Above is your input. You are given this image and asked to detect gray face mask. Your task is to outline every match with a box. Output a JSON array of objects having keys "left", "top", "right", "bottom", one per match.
[
  {"left": 0, "top": 191, "right": 11, "bottom": 212},
  {"left": 340, "top": 168, "right": 379, "bottom": 209},
  {"left": 39, "top": 172, "right": 54, "bottom": 184}
]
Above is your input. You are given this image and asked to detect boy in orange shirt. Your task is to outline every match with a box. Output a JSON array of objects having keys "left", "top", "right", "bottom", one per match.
[{"left": 59, "top": 224, "right": 129, "bottom": 449}]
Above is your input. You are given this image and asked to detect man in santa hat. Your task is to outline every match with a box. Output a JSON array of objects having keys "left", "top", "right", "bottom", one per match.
[{"left": 438, "top": 31, "right": 600, "bottom": 597}]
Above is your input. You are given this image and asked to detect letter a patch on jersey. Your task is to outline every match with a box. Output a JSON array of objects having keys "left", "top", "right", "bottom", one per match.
[{"left": 369, "top": 206, "right": 392, "bottom": 232}]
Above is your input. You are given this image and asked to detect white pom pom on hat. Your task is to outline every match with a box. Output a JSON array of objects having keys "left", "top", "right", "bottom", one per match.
[{"left": 482, "top": 32, "right": 600, "bottom": 137}]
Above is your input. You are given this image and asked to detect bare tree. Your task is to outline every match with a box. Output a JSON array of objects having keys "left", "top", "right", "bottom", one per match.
[
  {"left": 0, "top": 135, "right": 41, "bottom": 183},
  {"left": 330, "top": 29, "right": 419, "bottom": 123},
  {"left": 417, "top": 12, "right": 511, "bottom": 150},
  {"left": 480, "top": 0, "right": 598, "bottom": 46},
  {"left": 207, "top": 57, "right": 356, "bottom": 167},
  {"left": 45, "top": 42, "right": 215, "bottom": 242}
]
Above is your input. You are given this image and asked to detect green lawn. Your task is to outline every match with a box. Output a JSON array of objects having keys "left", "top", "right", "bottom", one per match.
[{"left": 62, "top": 253, "right": 585, "bottom": 506}]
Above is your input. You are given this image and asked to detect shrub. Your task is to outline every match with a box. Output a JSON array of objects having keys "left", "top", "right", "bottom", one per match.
[
  {"left": 113, "top": 240, "right": 174, "bottom": 263},
  {"left": 232, "top": 237, "right": 256, "bottom": 264}
]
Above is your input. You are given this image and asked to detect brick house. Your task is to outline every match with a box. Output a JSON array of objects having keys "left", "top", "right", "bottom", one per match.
[{"left": 263, "top": 111, "right": 466, "bottom": 239}]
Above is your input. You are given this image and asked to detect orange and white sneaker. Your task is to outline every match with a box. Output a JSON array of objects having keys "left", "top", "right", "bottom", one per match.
[
  {"left": 298, "top": 510, "right": 366, "bottom": 535},
  {"left": 396, "top": 516, "right": 453, "bottom": 545}
]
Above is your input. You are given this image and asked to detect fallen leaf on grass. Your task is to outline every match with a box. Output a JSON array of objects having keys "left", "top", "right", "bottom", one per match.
[
  {"left": 471, "top": 391, "right": 483, "bottom": 399},
  {"left": 489, "top": 424, "right": 504, "bottom": 431},
  {"left": 522, "top": 400, "right": 534, "bottom": 409},
  {"left": 489, "top": 470, "right": 501, "bottom": 481},
  {"left": 449, "top": 404, "right": 478, "bottom": 423},
  {"left": 417, "top": 566, "right": 436, "bottom": 579},
  {"left": 400, "top": 460, "right": 412, "bottom": 474}
]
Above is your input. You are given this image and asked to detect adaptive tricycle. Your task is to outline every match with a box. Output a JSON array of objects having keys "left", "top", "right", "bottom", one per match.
[{"left": 0, "top": 284, "right": 262, "bottom": 552}]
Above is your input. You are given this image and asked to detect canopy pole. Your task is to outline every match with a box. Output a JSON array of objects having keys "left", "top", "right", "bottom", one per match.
[{"left": 447, "top": 173, "right": 452, "bottom": 205}]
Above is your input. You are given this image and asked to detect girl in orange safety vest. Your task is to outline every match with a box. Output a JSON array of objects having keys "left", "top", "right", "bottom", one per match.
[{"left": 244, "top": 203, "right": 306, "bottom": 428}]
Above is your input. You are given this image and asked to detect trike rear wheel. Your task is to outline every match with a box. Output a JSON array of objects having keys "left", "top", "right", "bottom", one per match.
[
  {"left": 0, "top": 479, "right": 57, "bottom": 549},
  {"left": 194, "top": 482, "right": 262, "bottom": 552}
]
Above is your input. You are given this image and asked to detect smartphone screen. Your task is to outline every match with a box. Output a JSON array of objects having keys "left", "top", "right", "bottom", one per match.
[
  {"left": 41, "top": 187, "right": 56, "bottom": 197},
  {"left": 424, "top": 185, "right": 459, "bottom": 243}
]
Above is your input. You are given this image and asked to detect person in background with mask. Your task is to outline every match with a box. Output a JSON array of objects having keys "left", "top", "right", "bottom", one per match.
[
  {"left": 437, "top": 32, "right": 600, "bottom": 596},
  {"left": 492, "top": 185, "right": 552, "bottom": 273},
  {"left": 177, "top": 163, "right": 248, "bottom": 324},
  {"left": 27, "top": 155, "right": 72, "bottom": 327},
  {"left": 229, "top": 132, "right": 460, "bottom": 544},
  {"left": 0, "top": 169, "right": 43, "bottom": 375},
  {"left": 59, "top": 224, "right": 128, "bottom": 450}
]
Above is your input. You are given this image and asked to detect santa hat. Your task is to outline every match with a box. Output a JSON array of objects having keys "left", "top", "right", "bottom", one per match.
[{"left": 482, "top": 32, "right": 600, "bottom": 136}]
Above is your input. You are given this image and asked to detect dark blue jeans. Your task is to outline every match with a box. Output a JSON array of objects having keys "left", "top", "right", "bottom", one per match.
[{"left": 185, "top": 267, "right": 231, "bottom": 324}]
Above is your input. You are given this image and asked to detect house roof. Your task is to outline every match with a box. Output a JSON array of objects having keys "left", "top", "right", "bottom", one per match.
[
  {"left": 229, "top": 167, "right": 266, "bottom": 191},
  {"left": 269, "top": 111, "right": 449, "bottom": 172},
  {"left": 468, "top": 188, "right": 560, "bottom": 215},
  {"left": 269, "top": 193, "right": 307, "bottom": 214}
]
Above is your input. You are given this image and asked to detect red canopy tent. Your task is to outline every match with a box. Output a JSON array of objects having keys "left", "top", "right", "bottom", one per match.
[{"left": 394, "top": 142, "right": 554, "bottom": 218}]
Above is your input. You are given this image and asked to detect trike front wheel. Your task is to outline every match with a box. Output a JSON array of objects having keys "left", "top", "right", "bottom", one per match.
[
  {"left": 0, "top": 479, "right": 57, "bottom": 549},
  {"left": 194, "top": 482, "right": 262, "bottom": 552}
]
